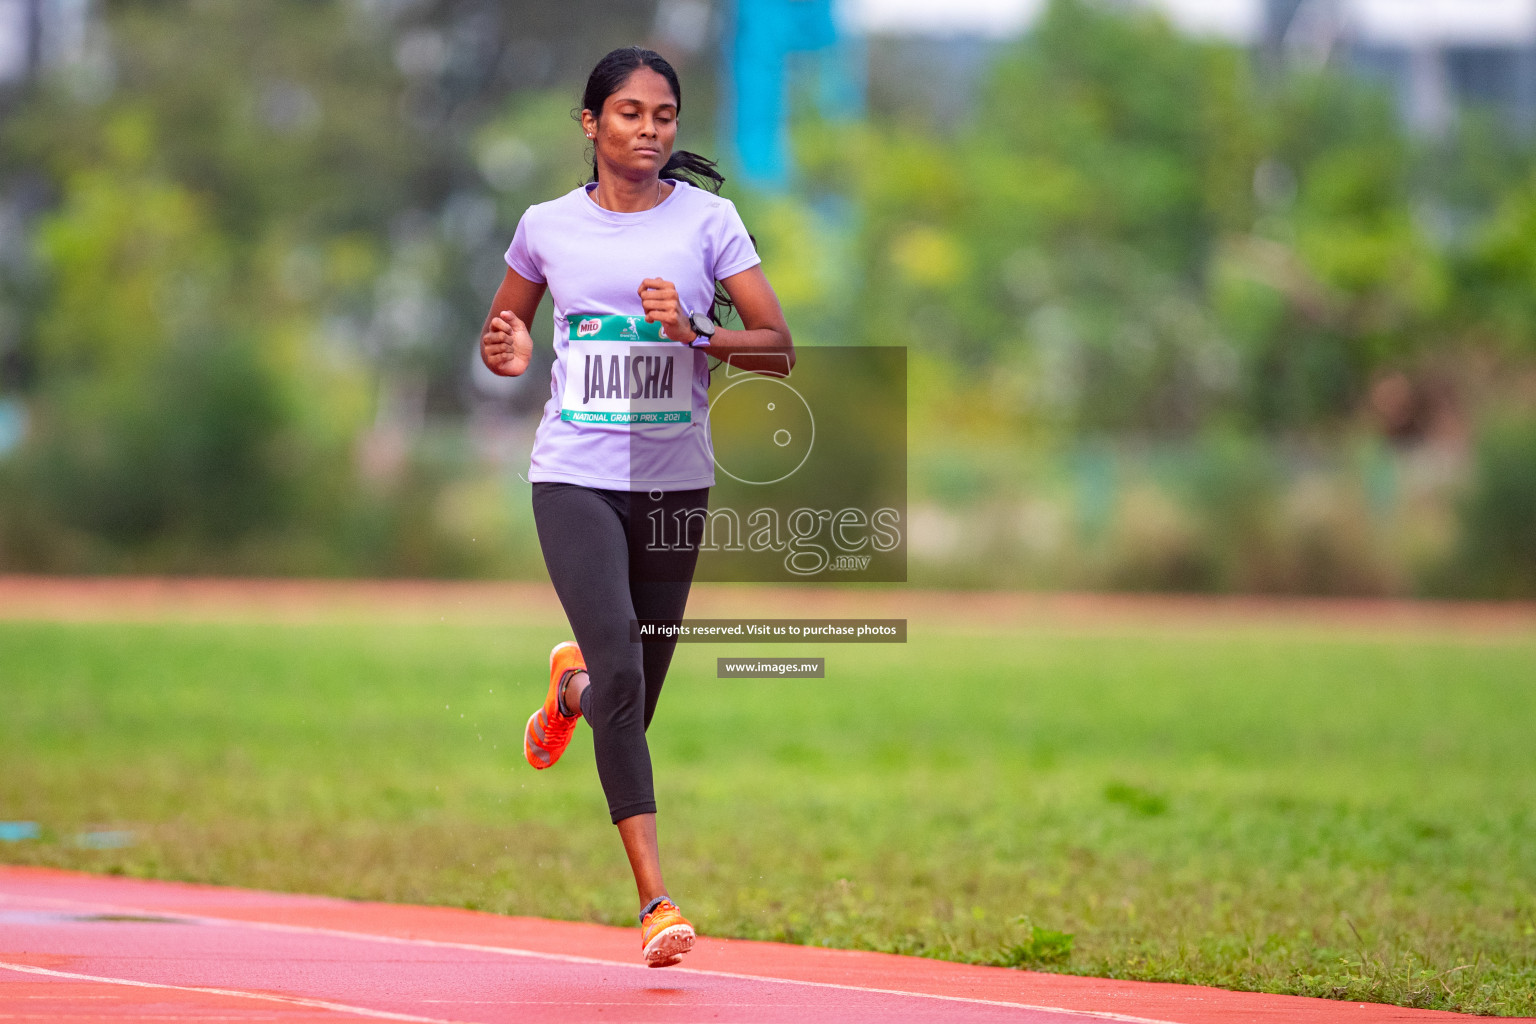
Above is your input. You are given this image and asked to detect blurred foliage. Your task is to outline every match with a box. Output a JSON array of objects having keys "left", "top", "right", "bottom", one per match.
[
  {"left": 776, "top": 0, "right": 1536, "bottom": 595},
  {"left": 0, "top": 2, "right": 408, "bottom": 570},
  {"left": 1454, "top": 416, "right": 1536, "bottom": 598},
  {"left": 787, "top": 0, "right": 1529, "bottom": 438},
  {"left": 0, "top": 0, "right": 662, "bottom": 573},
  {"left": 1, "top": 0, "right": 1534, "bottom": 591}
]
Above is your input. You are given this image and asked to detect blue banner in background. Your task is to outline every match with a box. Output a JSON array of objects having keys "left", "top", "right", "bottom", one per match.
[{"left": 721, "top": 0, "right": 865, "bottom": 189}]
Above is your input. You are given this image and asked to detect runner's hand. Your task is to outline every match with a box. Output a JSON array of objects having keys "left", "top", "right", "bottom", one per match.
[
  {"left": 638, "top": 278, "right": 696, "bottom": 344},
  {"left": 482, "top": 310, "right": 533, "bottom": 376}
]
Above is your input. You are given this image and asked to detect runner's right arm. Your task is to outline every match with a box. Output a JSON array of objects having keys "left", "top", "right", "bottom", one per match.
[{"left": 481, "top": 267, "right": 546, "bottom": 377}]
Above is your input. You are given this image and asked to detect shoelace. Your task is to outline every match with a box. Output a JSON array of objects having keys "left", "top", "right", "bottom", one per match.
[{"left": 532, "top": 706, "right": 577, "bottom": 753}]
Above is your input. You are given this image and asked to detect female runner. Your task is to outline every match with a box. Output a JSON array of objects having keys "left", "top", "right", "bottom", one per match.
[{"left": 479, "top": 46, "right": 794, "bottom": 968}]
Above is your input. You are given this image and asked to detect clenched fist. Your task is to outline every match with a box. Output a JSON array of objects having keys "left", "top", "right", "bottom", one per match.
[
  {"left": 639, "top": 277, "right": 698, "bottom": 344},
  {"left": 482, "top": 309, "right": 533, "bottom": 376}
]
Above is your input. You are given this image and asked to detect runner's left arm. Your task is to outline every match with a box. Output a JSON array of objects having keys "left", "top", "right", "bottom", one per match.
[{"left": 638, "top": 267, "right": 794, "bottom": 376}]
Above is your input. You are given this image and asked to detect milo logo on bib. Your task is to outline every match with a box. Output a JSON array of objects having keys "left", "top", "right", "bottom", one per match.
[{"left": 561, "top": 313, "right": 691, "bottom": 425}]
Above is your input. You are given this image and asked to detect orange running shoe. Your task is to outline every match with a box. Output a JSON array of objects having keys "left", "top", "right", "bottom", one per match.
[
  {"left": 524, "top": 641, "right": 584, "bottom": 769},
  {"left": 640, "top": 897, "right": 695, "bottom": 968}
]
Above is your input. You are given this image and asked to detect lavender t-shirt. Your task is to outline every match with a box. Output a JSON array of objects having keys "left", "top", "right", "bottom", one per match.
[{"left": 505, "top": 179, "right": 760, "bottom": 491}]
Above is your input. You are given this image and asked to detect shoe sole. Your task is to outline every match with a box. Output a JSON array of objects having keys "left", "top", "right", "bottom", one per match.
[{"left": 643, "top": 923, "right": 695, "bottom": 968}]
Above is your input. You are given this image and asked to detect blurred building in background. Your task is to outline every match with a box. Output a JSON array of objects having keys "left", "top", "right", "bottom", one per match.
[
  {"left": 851, "top": 0, "right": 1536, "bottom": 136},
  {"left": 1263, "top": 0, "right": 1536, "bottom": 134}
]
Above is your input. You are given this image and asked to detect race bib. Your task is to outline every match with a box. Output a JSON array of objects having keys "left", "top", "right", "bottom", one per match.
[{"left": 561, "top": 314, "right": 692, "bottom": 425}]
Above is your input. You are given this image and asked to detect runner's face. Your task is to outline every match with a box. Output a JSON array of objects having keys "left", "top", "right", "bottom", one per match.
[{"left": 588, "top": 68, "right": 678, "bottom": 179}]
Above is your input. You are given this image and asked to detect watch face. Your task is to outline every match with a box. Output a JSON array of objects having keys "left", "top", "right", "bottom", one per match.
[{"left": 689, "top": 312, "right": 714, "bottom": 337}]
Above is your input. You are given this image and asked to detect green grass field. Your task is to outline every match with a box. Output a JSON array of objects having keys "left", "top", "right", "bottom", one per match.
[{"left": 2, "top": 613, "right": 1534, "bottom": 1014}]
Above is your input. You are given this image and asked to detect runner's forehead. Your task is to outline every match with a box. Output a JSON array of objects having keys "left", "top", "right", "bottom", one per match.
[
  {"left": 612, "top": 95, "right": 677, "bottom": 110},
  {"left": 607, "top": 68, "right": 678, "bottom": 110}
]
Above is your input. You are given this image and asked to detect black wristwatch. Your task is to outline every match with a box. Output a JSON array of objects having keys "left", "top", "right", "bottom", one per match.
[{"left": 686, "top": 310, "right": 715, "bottom": 347}]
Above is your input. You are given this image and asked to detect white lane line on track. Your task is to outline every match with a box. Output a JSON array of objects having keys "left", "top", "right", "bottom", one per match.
[
  {"left": 0, "top": 891, "right": 1182, "bottom": 1024},
  {"left": 0, "top": 961, "right": 471, "bottom": 1024}
]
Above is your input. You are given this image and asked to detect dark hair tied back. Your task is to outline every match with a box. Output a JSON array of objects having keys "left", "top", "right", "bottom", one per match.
[{"left": 580, "top": 46, "right": 748, "bottom": 327}]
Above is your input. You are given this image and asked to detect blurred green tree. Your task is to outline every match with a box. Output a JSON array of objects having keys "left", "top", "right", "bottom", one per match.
[
  {"left": 803, "top": 0, "right": 1264, "bottom": 435},
  {"left": 795, "top": 0, "right": 1529, "bottom": 441},
  {"left": 0, "top": 1, "right": 403, "bottom": 568},
  {"left": 1455, "top": 416, "right": 1536, "bottom": 598}
]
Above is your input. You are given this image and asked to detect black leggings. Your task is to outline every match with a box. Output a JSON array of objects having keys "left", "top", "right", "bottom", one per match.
[{"left": 531, "top": 482, "right": 708, "bottom": 823}]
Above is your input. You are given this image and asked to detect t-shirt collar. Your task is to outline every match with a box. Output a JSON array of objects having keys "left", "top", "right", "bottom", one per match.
[{"left": 580, "top": 178, "right": 684, "bottom": 222}]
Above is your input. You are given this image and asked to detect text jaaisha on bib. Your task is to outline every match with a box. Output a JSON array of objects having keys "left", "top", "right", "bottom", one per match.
[{"left": 561, "top": 313, "right": 694, "bottom": 425}]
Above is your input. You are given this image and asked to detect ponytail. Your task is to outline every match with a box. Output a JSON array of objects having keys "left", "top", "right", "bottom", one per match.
[
  {"left": 659, "top": 150, "right": 725, "bottom": 195},
  {"left": 659, "top": 152, "right": 746, "bottom": 326}
]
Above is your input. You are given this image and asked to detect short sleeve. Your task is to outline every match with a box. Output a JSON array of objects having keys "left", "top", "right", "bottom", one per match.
[
  {"left": 713, "top": 201, "right": 761, "bottom": 281},
  {"left": 504, "top": 210, "right": 545, "bottom": 284}
]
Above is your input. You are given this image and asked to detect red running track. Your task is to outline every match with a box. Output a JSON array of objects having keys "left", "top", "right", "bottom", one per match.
[{"left": 0, "top": 867, "right": 1521, "bottom": 1024}]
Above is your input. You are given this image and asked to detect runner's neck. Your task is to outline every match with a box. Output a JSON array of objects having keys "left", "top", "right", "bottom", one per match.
[{"left": 590, "top": 177, "right": 673, "bottom": 213}]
